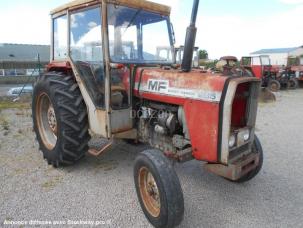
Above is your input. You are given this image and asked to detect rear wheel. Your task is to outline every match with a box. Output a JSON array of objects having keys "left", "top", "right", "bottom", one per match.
[
  {"left": 268, "top": 79, "right": 281, "bottom": 92},
  {"left": 287, "top": 78, "right": 298, "bottom": 89},
  {"left": 32, "top": 72, "right": 90, "bottom": 167},
  {"left": 134, "top": 149, "right": 184, "bottom": 228}
]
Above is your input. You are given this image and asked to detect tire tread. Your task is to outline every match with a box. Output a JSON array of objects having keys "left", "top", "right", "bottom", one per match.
[{"left": 32, "top": 72, "right": 91, "bottom": 167}]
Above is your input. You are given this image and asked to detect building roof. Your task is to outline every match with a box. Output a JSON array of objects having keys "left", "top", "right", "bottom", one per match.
[
  {"left": 0, "top": 43, "right": 50, "bottom": 62},
  {"left": 251, "top": 47, "right": 298, "bottom": 55}
]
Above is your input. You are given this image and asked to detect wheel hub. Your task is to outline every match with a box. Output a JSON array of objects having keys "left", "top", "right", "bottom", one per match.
[
  {"left": 36, "top": 93, "right": 57, "bottom": 150},
  {"left": 47, "top": 106, "right": 57, "bottom": 134},
  {"left": 270, "top": 82, "right": 279, "bottom": 92},
  {"left": 139, "top": 167, "right": 161, "bottom": 217},
  {"left": 146, "top": 173, "right": 160, "bottom": 206}
]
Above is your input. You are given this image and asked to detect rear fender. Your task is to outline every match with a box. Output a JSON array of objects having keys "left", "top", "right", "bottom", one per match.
[
  {"left": 46, "top": 59, "right": 108, "bottom": 137},
  {"left": 47, "top": 60, "right": 72, "bottom": 75}
]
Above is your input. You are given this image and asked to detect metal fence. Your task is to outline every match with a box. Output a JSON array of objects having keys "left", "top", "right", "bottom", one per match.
[{"left": 0, "top": 61, "right": 48, "bottom": 77}]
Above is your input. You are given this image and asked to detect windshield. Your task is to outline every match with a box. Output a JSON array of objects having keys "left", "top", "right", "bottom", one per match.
[
  {"left": 260, "top": 56, "right": 270, "bottom": 65},
  {"left": 107, "top": 4, "right": 173, "bottom": 64}
]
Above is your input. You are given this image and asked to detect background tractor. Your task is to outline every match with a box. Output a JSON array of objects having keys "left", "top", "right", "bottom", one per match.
[
  {"left": 156, "top": 45, "right": 200, "bottom": 69},
  {"left": 215, "top": 56, "right": 254, "bottom": 77},
  {"left": 32, "top": 0, "right": 264, "bottom": 227},
  {"left": 241, "top": 55, "right": 297, "bottom": 91},
  {"left": 280, "top": 56, "right": 303, "bottom": 88},
  {"left": 175, "top": 45, "right": 199, "bottom": 68},
  {"left": 216, "top": 56, "right": 238, "bottom": 73}
]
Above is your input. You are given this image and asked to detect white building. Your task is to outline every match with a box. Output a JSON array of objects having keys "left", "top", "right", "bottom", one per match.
[
  {"left": 250, "top": 46, "right": 303, "bottom": 66},
  {"left": 289, "top": 46, "right": 303, "bottom": 65}
]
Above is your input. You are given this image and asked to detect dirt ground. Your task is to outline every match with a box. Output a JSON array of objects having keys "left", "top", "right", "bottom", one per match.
[{"left": 0, "top": 89, "right": 303, "bottom": 228}]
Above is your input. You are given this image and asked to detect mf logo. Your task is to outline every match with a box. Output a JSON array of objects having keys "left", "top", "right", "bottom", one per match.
[{"left": 147, "top": 79, "right": 169, "bottom": 93}]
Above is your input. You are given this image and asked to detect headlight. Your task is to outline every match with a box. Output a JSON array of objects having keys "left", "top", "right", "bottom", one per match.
[
  {"left": 242, "top": 129, "right": 250, "bottom": 141},
  {"left": 229, "top": 134, "right": 236, "bottom": 148}
]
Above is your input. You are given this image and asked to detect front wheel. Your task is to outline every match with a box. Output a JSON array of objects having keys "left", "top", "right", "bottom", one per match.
[
  {"left": 287, "top": 78, "right": 298, "bottom": 90},
  {"left": 233, "top": 135, "right": 263, "bottom": 183},
  {"left": 268, "top": 79, "right": 281, "bottom": 92},
  {"left": 134, "top": 149, "right": 184, "bottom": 228}
]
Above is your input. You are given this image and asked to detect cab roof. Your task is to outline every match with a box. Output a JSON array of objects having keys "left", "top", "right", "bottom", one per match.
[
  {"left": 220, "top": 56, "right": 238, "bottom": 61},
  {"left": 51, "top": 0, "right": 171, "bottom": 16}
]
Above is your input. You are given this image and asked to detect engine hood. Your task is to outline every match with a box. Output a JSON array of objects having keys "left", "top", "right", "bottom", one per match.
[{"left": 134, "top": 68, "right": 229, "bottom": 104}]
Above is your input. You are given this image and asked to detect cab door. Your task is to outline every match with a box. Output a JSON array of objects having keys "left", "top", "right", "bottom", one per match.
[
  {"left": 68, "top": 5, "right": 109, "bottom": 137},
  {"left": 102, "top": 4, "right": 133, "bottom": 137},
  {"left": 64, "top": 3, "right": 132, "bottom": 138},
  {"left": 108, "top": 64, "right": 133, "bottom": 134}
]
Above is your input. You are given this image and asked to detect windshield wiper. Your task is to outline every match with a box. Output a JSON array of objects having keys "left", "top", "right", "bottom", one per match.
[{"left": 122, "top": 9, "right": 141, "bottom": 36}]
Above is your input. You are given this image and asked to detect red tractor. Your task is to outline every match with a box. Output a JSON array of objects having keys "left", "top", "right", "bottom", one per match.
[
  {"left": 241, "top": 55, "right": 296, "bottom": 91},
  {"left": 156, "top": 45, "right": 200, "bottom": 68},
  {"left": 217, "top": 56, "right": 238, "bottom": 73},
  {"left": 280, "top": 56, "right": 303, "bottom": 88},
  {"left": 32, "top": 0, "right": 264, "bottom": 227},
  {"left": 215, "top": 56, "right": 254, "bottom": 77}
]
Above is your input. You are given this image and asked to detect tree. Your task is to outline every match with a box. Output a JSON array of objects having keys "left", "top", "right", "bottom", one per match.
[{"left": 199, "top": 49, "right": 208, "bottom": 60}]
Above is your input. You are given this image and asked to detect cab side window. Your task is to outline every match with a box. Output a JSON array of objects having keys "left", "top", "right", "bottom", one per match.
[
  {"left": 53, "top": 15, "right": 68, "bottom": 60},
  {"left": 69, "top": 7, "right": 105, "bottom": 108}
]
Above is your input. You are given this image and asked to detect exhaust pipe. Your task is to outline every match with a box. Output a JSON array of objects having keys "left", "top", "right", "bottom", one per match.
[{"left": 181, "top": 0, "right": 200, "bottom": 72}]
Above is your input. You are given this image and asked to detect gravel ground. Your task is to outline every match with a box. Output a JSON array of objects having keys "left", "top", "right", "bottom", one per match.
[{"left": 0, "top": 89, "right": 303, "bottom": 228}]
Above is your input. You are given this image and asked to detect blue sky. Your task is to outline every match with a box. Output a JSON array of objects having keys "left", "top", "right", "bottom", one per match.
[{"left": 0, "top": 0, "right": 302, "bottom": 58}]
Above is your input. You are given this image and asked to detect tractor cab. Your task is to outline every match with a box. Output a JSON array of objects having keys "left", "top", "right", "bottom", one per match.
[
  {"left": 175, "top": 45, "right": 199, "bottom": 68},
  {"left": 50, "top": 0, "right": 175, "bottom": 137},
  {"left": 241, "top": 55, "right": 271, "bottom": 79},
  {"left": 215, "top": 56, "right": 253, "bottom": 77},
  {"left": 155, "top": 45, "right": 200, "bottom": 68},
  {"left": 156, "top": 46, "right": 174, "bottom": 63},
  {"left": 240, "top": 55, "right": 283, "bottom": 91},
  {"left": 217, "top": 56, "right": 238, "bottom": 74},
  {"left": 287, "top": 56, "right": 303, "bottom": 77},
  {"left": 282, "top": 56, "right": 303, "bottom": 85},
  {"left": 220, "top": 56, "right": 238, "bottom": 66}
]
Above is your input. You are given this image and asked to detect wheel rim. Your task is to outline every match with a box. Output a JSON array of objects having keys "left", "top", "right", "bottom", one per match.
[
  {"left": 288, "top": 80, "right": 295, "bottom": 88},
  {"left": 138, "top": 167, "right": 161, "bottom": 218},
  {"left": 270, "top": 82, "right": 279, "bottom": 92},
  {"left": 36, "top": 93, "right": 57, "bottom": 150}
]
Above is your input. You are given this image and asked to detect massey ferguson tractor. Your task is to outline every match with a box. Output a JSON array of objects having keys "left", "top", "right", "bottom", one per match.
[{"left": 32, "top": 0, "right": 264, "bottom": 227}]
